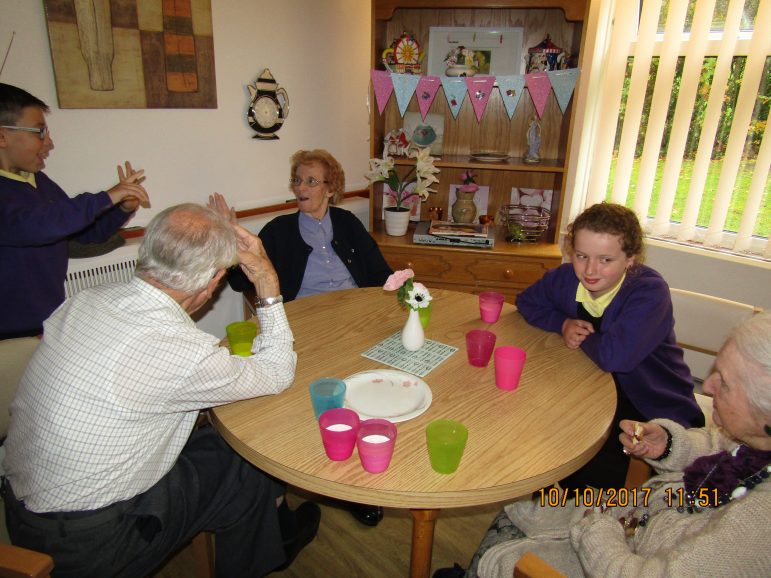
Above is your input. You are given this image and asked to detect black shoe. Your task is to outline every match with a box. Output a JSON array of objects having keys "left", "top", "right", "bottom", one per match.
[
  {"left": 347, "top": 503, "right": 384, "bottom": 527},
  {"left": 274, "top": 501, "right": 321, "bottom": 572},
  {"left": 432, "top": 563, "right": 466, "bottom": 578}
]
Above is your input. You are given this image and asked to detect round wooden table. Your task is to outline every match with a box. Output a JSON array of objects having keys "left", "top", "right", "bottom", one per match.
[{"left": 212, "top": 287, "right": 615, "bottom": 578}]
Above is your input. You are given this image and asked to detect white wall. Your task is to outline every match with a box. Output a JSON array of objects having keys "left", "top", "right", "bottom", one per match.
[{"left": 1, "top": 0, "right": 371, "bottom": 224}]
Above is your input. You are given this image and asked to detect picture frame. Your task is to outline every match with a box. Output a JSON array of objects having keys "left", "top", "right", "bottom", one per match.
[
  {"left": 448, "top": 185, "right": 490, "bottom": 222},
  {"left": 403, "top": 112, "right": 444, "bottom": 156},
  {"left": 427, "top": 27, "right": 524, "bottom": 77},
  {"left": 382, "top": 184, "right": 422, "bottom": 222}
]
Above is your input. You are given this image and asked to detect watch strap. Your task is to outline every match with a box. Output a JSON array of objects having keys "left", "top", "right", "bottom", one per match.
[{"left": 254, "top": 295, "right": 284, "bottom": 309}]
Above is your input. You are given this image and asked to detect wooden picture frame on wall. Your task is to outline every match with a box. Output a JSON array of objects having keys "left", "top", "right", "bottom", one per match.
[{"left": 43, "top": 0, "right": 217, "bottom": 109}]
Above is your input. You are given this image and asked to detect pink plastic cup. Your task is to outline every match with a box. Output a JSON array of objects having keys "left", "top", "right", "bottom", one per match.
[
  {"left": 318, "top": 408, "right": 360, "bottom": 461},
  {"left": 494, "top": 346, "right": 527, "bottom": 390},
  {"left": 465, "top": 330, "right": 497, "bottom": 367},
  {"left": 356, "top": 419, "right": 397, "bottom": 473},
  {"left": 478, "top": 292, "right": 505, "bottom": 323}
]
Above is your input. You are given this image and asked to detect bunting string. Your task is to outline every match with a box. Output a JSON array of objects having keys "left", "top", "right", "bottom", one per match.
[{"left": 372, "top": 69, "right": 579, "bottom": 120}]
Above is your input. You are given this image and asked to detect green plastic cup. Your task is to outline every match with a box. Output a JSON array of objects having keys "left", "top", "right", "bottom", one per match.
[
  {"left": 426, "top": 419, "right": 468, "bottom": 474},
  {"left": 226, "top": 321, "right": 257, "bottom": 357}
]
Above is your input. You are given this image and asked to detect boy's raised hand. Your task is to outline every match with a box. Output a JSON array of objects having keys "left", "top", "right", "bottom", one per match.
[{"left": 108, "top": 161, "right": 150, "bottom": 212}]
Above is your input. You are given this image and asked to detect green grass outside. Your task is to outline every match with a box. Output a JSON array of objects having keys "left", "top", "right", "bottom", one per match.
[{"left": 606, "top": 158, "right": 770, "bottom": 238}]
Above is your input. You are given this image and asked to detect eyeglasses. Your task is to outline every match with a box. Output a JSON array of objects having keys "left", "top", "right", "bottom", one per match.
[
  {"left": 289, "top": 177, "right": 328, "bottom": 188},
  {"left": 0, "top": 125, "right": 49, "bottom": 140}
]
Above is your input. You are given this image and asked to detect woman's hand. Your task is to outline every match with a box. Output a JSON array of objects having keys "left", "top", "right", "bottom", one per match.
[
  {"left": 561, "top": 318, "right": 594, "bottom": 349},
  {"left": 233, "top": 225, "right": 280, "bottom": 298},
  {"left": 108, "top": 161, "right": 150, "bottom": 212},
  {"left": 619, "top": 420, "right": 669, "bottom": 459},
  {"left": 208, "top": 192, "right": 237, "bottom": 224}
]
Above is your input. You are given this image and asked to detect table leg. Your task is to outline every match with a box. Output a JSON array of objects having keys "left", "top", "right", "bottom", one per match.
[{"left": 410, "top": 508, "right": 440, "bottom": 578}]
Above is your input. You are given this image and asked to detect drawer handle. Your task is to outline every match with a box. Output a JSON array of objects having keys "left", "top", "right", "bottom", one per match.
[
  {"left": 406, "top": 261, "right": 414, "bottom": 269},
  {"left": 504, "top": 268, "right": 514, "bottom": 279}
]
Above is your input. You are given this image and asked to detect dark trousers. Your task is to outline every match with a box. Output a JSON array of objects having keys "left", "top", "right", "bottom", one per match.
[{"left": 4, "top": 426, "right": 285, "bottom": 578}]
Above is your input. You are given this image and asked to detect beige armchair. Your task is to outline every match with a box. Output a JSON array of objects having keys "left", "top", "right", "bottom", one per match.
[{"left": 0, "top": 337, "right": 213, "bottom": 578}]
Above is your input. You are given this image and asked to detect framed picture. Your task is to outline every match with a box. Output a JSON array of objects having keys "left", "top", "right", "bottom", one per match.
[
  {"left": 427, "top": 27, "right": 524, "bottom": 77},
  {"left": 382, "top": 185, "right": 422, "bottom": 222},
  {"left": 448, "top": 185, "right": 490, "bottom": 222},
  {"left": 403, "top": 112, "right": 444, "bottom": 156},
  {"left": 510, "top": 187, "right": 553, "bottom": 211}
]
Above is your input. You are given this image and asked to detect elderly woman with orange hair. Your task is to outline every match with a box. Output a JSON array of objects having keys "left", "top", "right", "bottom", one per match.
[
  {"left": 212, "top": 149, "right": 391, "bottom": 302},
  {"left": 210, "top": 149, "right": 392, "bottom": 527}
]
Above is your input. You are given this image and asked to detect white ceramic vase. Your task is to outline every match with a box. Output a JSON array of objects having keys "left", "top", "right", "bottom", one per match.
[
  {"left": 384, "top": 207, "right": 411, "bottom": 236},
  {"left": 401, "top": 308, "right": 425, "bottom": 351}
]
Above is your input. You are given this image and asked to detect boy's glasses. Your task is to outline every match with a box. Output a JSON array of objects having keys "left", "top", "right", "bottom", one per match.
[
  {"left": 289, "top": 177, "right": 328, "bottom": 188},
  {"left": 1, "top": 125, "right": 49, "bottom": 140}
]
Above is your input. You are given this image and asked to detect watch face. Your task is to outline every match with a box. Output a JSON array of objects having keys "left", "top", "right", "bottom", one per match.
[{"left": 253, "top": 96, "right": 279, "bottom": 129}]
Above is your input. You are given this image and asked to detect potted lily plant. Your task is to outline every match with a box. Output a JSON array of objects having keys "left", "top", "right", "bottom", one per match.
[{"left": 366, "top": 147, "right": 440, "bottom": 236}]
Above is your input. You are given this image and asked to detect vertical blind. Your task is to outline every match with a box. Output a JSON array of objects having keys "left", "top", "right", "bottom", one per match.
[{"left": 583, "top": 0, "right": 770, "bottom": 258}]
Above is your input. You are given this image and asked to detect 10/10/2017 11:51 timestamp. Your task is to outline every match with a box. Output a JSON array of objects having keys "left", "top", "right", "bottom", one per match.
[{"left": 537, "top": 486, "right": 722, "bottom": 509}]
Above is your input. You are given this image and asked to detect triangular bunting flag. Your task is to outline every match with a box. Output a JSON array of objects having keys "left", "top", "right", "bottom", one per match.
[
  {"left": 391, "top": 73, "right": 421, "bottom": 117},
  {"left": 464, "top": 76, "right": 496, "bottom": 122},
  {"left": 370, "top": 70, "right": 393, "bottom": 115},
  {"left": 416, "top": 76, "right": 442, "bottom": 120},
  {"left": 496, "top": 75, "right": 526, "bottom": 119},
  {"left": 547, "top": 68, "right": 580, "bottom": 113},
  {"left": 441, "top": 77, "right": 467, "bottom": 119},
  {"left": 525, "top": 72, "right": 552, "bottom": 118}
]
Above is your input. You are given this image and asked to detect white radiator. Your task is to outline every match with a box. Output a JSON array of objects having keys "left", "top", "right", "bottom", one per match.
[{"left": 65, "top": 239, "right": 140, "bottom": 298}]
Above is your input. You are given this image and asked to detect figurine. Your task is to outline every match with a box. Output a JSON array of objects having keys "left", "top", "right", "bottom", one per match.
[
  {"left": 524, "top": 118, "right": 542, "bottom": 164},
  {"left": 384, "top": 128, "right": 410, "bottom": 157}
]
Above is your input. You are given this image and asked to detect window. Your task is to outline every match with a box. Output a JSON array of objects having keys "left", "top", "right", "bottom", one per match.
[{"left": 578, "top": 0, "right": 769, "bottom": 258}]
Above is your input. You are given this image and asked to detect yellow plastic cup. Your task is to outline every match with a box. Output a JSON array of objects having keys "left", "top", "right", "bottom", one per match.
[{"left": 226, "top": 321, "right": 257, "bottom": 357}]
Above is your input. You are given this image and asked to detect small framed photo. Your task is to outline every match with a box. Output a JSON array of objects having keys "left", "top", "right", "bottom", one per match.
[
  {"left": 427, "top": 27, "right": 524, "bottom": 77},
  {"left": 448, "top": 185, "right": 490, "bottom": 223},
  {"left": 403, "top": 112, "right": 444, "bottom": 156},
  {"left": 383, "top": 184, "right": 422, "bottom": 222},
  {"left": 510, "top": 187, "right": 553, "bottom": 211}
]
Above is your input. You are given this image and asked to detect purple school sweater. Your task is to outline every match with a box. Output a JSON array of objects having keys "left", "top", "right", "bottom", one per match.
[
  {"left": 516, "top": 263, "right": 703, "bottom": 426},
  {"left": 0, "top": 172, "right": 131, "bottom": 337}
]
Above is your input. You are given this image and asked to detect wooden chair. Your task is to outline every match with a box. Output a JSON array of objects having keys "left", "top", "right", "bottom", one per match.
[
  {"left": 0, "top": 337, "right": 214, "bottom": 578},
  {"left": 513, "top": 551, "right": 567, "bottom": 578}
]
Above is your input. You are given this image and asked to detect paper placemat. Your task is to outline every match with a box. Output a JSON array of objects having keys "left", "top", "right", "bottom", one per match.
[{"left": 361, "top": 332, "right": 458, "bottom": 377}]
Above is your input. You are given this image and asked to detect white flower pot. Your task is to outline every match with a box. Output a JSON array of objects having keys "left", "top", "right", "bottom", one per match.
[
  {"left": 401, "top": 308, "right": 425, "bottom": 351},
  {"left": 384, "top": 207, "right": 411, "bottom": 236}
]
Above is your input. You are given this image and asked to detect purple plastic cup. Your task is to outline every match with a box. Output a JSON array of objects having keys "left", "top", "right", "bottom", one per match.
[
  {"left": 318, "top": 408, "right": 360, "bottom": 461},
  {"left": 357, "top": 419, "right": 397, "bottom": 473}
]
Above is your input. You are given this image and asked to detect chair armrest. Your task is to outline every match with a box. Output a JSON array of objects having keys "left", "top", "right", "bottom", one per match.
[
  {"left": 514, "top": 551, "right": 566, "bottom": 578},
  {"left": 0, "top": 543, "right": 54, "bottom": 578}
]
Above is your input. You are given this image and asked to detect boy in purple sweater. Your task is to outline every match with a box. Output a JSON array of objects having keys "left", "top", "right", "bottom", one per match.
[
  {"left": 516, "top": 203, "right": 704, "bottom": 490},
  {"left": 0, "top": 83, "right": 151, "bottom": 339}
]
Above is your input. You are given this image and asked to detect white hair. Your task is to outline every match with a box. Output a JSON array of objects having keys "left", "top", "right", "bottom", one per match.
[{"left": 135, "top": 204, "right": 237, "bottom": 294}]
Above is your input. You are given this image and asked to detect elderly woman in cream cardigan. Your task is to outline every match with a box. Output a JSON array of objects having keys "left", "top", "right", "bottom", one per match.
[{"left": 476, "top": 312, "right": 771, "bottom": 578}]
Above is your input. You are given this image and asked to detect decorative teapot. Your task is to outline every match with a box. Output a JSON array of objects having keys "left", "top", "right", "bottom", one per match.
[{"left": 247, "top": 69, "right": 289, "bottom": 140}]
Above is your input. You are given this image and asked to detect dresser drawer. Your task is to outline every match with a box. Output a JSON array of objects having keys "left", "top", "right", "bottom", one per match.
[{"left": 466, "top": 257, "right": 558, "bottom": 285}]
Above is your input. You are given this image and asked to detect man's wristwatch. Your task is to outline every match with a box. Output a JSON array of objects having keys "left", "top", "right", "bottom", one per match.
[{"left": 254, "top": 295, "right": 283, "bottom": 309}]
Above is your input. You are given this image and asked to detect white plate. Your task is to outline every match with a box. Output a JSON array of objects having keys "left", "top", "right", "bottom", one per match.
[
  {"left": 343, "top": 369, "right": 432, "bottom": 423},
  {"left": 470, "top": 152, "right": 509, "bottom": 162}
]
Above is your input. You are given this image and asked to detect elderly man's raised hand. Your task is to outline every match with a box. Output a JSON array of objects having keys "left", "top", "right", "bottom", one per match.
[
  {"left": 207, "top": 192, "right": 238, "bottom": 224},
  {"left": 108, "top": 161, "right": 151, "bottom": 213},
  {"left": 233, "top": 225, "right": 281, "bottom": 299}
]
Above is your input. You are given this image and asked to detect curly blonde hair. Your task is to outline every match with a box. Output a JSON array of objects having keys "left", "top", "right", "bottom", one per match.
[
  {"left": 289, "top": 149, "right": 345, "bottom": 204},
  {"left": 566, "top": 202, "right": 646, "bottom": 264}
]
